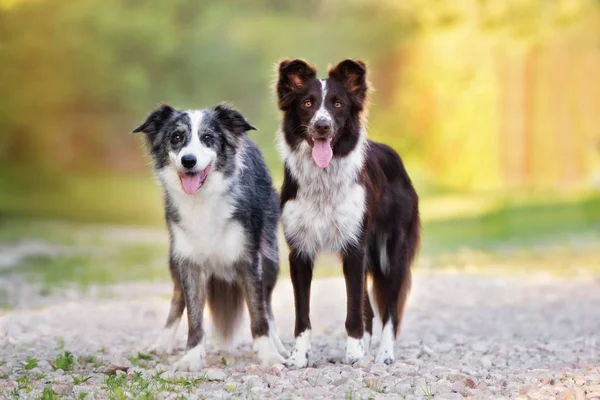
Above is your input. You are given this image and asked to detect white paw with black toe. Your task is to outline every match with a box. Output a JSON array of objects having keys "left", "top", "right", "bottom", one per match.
[
  {"left": 375, "top": 321, "right": 395, "bottom": 365},
  {"left": 284, "top": 330, "right": 311, "bottom": 369},
  {"left": 345, "top": 337, "right": 366, "bottom": 365},
  {"left": 375, "top": 349, "right": 394, "bottom": 365},
  {"left": 285, "top": 347, "right": 309, "bottom": 369},
  {"left": 172, "top": 344, "right": 205, "bottom": 372}
]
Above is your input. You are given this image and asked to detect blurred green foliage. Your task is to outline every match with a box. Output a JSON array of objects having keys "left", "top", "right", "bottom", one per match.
[
  {"left": 0, "top": 0, "right": 599, "bottom": 223},
  {"left": 0, "top": 0, "right": 407, "bottom": 173}
]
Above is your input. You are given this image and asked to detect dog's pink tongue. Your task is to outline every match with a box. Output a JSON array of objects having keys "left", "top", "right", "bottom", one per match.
[
  {"left": 180, "top": 173, "right": 202, "bottom": 195},
  {"left": 312, "top": 138, "right": 333, "bottom": 168}
]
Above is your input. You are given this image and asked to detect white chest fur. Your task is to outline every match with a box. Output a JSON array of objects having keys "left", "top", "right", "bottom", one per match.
[
  {"left": 279, "top": 134, "right": 368, "bottom": 257},
  {"left": 159, "top": 169, "right": 248, "bottom": 280}
]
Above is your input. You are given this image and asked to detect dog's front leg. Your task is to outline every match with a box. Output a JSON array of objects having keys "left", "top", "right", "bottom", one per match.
[
  {"left": 284, "top": 250, "right": 314, "bottom": 369},
  {"left": 240, "top": 257, "right": 286, "bottom": 366},
  {"left": 148, "top": 256, "right": 186, "bottom": 355},
  {"left": 173, "top": 259, "right": 207, "bottom": 372},
  {"left": 342, "top": 245, "right": 367, "bottom": 365}
]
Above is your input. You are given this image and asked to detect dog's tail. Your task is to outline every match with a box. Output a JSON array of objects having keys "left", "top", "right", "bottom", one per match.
[{"left": 207, "top": 276, "right": 244, "bottom": 343}]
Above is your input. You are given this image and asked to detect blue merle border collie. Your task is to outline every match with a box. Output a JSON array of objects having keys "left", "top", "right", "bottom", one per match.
[
  {"left": 132, "top": 104, "right": 288, "bottom": 371},
  {"left": 276, "top": 59, "right": 420, "bottom": 367}
]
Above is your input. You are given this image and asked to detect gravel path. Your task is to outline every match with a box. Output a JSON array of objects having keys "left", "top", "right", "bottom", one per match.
[{"left": 1, "top": 272, "right": 600, "bottom": 399}]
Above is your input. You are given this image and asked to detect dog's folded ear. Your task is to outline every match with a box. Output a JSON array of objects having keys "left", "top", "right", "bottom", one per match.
[
  {"left": 328, "top": 59, "right": 368, "bottom": 109},
  {"left": 277, "top": 59, "right": 317, "bottom": 109},
  {"left": 131, "top": 104, "right": 176, "bottom": 137},
  {"left": 214, "top": 104, "right": 257, "bottom": 136}
]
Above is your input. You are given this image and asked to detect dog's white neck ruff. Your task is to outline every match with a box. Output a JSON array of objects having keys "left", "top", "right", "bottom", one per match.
[
  {"left": 278, "top": 130, "right": 368, "bottom": 257},
  {"left": 158, "top": 140, "right": 249, "bottom": 281}
]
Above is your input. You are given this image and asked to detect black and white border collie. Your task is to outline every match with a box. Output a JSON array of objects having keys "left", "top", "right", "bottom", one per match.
[
  {"left": 132, "top": 104, "right": 288, "bottom": 371},
  {"left": 276, "top": 59, "right": 420, "bottom": 367}
]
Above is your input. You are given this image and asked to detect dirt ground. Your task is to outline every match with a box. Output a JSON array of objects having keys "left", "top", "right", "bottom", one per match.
[{"left": 1, "top": 271, "right": 600, "bottom": 399}]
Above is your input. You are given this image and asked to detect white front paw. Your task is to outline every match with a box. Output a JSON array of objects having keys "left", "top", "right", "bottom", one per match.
[
  {"left": 148, "top": 323, "right": 180, "bottom": 355},
  {"left": 284, "top": 330, "right": 311, "bottom": 369},
  {"left": 268, "top": 326, "right": 290, "bottom": 358},
  {"left": 147, "top": 341, "right": 173, "bottom": 356},
  {"left": 259, "top": 351, "right": 286, "bottom": 366},
  {"left": 345, "top": 337, "right": 366, "bottom": 365},
  {"left": 285, "top": 347, "right": 309, "bottom": 369},
  {"left": 253, "top": 336, "right": 286, "bottom": 366},
  {"left": 172, "top": 344, "right": 205, "bottom": 372},
  {"left": 278, "top": 347, "right": 291, "bottom": 359}
]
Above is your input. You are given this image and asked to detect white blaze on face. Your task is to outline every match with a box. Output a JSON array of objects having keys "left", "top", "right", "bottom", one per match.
[
  {"left": 310, "top": 79, "right": 333, "bottom": 128},
  {"left": 168, "top": 110, "right": 216, "bottom": 172},
  {"left": 310, "top": 79, "right": 335, "bottom": 169}
]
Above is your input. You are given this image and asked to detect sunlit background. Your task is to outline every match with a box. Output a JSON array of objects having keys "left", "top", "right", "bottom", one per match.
[{"left": 1, "top": 0, "right": 599, "bottom": 298}]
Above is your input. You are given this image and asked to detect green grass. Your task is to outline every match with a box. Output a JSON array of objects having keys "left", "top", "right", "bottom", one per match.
[
  {"left": 22, "top": 357, "right": 37, "bottom": 371},
  {"left": 422, "top": 194, "right": 600, "bottom": 254},
  {"left": 71, "top": 374, "right": 92, "bottom": 385},
  {"left": 0, "top": 211, "right": 170, "bottom": 300},
  {"left": 40, "top": 387, "right": 59, "bottom": 400},
  {"left": 0, "top": 169, "right": 164, "bottom": 226},
  {"left": 53, "top": 351, "right": 75, "bottom": 372},
  {"left": 2, "top": 248, "right": 166, "bottom": 289},
  {"left": 0, "top": 188, "right": 599, "bottom": 297},
  {"left": 104, "top": 373, "right": 154, "bottom": 400},
  {"left": 137, "top": 352, "right": 152, "bottom": 361},
  {"left": 102, "top": 370, "right": 208, "bottom": 400},
  {"left": 78, "top": 355, "right": 96, "bottom": 364},
  {"left": 128, "top": 352, "right": 154, "bottom": 367}
]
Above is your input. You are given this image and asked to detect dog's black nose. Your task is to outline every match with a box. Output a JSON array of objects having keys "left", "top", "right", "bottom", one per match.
[
  {"left": 314, "top": 119, "right": 331, "bottom": 136},
  {"left": 181, "top": 155, "right": 197, "bottom": 169}
]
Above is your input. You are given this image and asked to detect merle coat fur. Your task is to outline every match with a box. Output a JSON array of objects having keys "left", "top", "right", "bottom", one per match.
[{"left": 132, "top": 104, "right": 287, "bottom": 371}]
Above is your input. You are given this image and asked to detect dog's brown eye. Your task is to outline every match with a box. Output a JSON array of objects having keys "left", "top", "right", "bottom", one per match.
[
  {"left": 171, "top": 133, "right": 183, "bottom": 144},
  {"left": 303, "top": 100, "right": 312, "bottom": 108},
  {"left": 334, "top": 101, "right": 343, "bottom": 108},
  {"left": 202, "top": 134, "right": 213, "bottom": 146}
]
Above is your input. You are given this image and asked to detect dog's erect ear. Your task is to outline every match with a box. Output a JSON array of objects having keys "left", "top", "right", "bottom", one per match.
[
  {"left": 131, "top": 104, "right": 176, "bottom": 137},
  {"left": 328, "top": 59, "right": 368, "bottom": 107},
  {"left": 214, "top": 104, "right": 256, "bottom": 136},
  {"left": 277, "top": 59, "right": 317, "bottom": 109}
]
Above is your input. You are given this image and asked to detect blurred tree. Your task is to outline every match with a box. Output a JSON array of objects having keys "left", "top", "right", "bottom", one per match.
[{"left": 0, "top": 0, "right": 599, "bottom": 194}]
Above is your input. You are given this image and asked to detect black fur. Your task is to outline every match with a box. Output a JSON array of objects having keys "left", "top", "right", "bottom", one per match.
[{"left": 277, "top": 59, "right": 420, "bottom": 366}]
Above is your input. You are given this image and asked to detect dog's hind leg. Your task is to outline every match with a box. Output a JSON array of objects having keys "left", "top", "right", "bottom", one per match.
[
  {"left": 242, "top": 256, "right": 286, "bottom": 366},
  {"left": 372, "top": 233, "right": 413, "bottom": 365},
  {"left": 148, "top": 257, "right": 185, "bottom": 355},
  {"left": 362, "top": 278, "right": 374, "bottom": 356}
]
